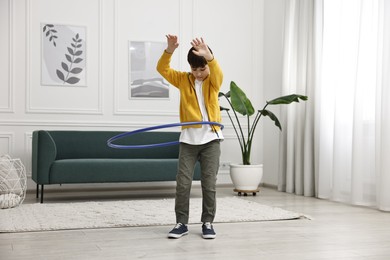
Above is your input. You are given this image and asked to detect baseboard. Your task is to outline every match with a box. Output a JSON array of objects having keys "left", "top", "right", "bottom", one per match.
[{"left": 26, "top": 177, "right": 235, "bottom": 194}]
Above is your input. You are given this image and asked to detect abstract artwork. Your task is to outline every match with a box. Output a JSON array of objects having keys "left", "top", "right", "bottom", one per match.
[
  {"left": 41, "top": 24, "right": 86, "bottom": 86},
  {"left": 129, "top": 41, "right": 169, "bottom": 98}
]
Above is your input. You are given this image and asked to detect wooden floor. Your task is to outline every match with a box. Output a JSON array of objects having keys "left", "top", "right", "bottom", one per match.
[{"left": 1, "top": 184, "right": 390, "bottom": 260}]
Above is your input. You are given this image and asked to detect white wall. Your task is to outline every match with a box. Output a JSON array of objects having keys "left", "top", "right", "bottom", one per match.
[
  {"left": 263, "top": 0, "right": 285, "bottom": 186},
  {"left": 1, "top": 0, "right": 275, "bottom": 189}
]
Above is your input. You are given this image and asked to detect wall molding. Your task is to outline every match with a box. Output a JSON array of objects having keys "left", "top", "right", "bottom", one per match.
[
  {"left": 0, "top": 132, "right": 15, "bottom": 155},
  {"left": 0, "top": 119, "right": 157, "bottom": 128},
  {"left": 25, "top": 0, "right": 104, "bottom": 115},
  {"left": 113, "top": 0, "right": 119, "bottom": 114},
  {"left": 0, "top": 117, "right": 236, "bottom": 129},
  {"left": 24, "top": 132, "right": 33, "bottom": 176},
  {"left": 0, "top": 120, "right": 241, "bottom": 143},
  {"left": 0, "top": 0, "right": 14, "bottom": 113},
  {"left": 113, "top": 0, "right": 181, "bottom": 116}
]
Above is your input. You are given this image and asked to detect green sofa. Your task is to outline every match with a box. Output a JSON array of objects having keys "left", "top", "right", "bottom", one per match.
[{"left": 32, "top": 130, "right": 201, "bottom": 203}]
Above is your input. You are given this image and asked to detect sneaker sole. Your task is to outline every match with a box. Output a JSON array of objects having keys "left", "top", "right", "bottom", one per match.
[
  {"left": 168, "top": 231, "right": 189, "bottom": 239},
  {"left": 202, "top": 234, "right": 216, "bottom": 239}
]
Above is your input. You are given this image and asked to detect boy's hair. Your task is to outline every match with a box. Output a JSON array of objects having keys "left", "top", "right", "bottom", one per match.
[{"left": 187, "top": 46, "right": 213, "bottom": 68}]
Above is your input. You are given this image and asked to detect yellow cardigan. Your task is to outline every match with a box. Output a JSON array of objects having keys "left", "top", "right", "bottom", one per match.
[{"left": 156, "top": 51, "right": 223, "bottom": 131}]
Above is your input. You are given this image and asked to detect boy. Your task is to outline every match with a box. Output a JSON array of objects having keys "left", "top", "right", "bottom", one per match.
[{"left": 156, "top": 35, "right": 223, "bottom": 239}]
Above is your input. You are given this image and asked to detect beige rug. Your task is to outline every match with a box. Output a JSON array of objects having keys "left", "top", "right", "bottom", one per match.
[{"left": 0, "top": 197, "right": 308, "bottom": 233}]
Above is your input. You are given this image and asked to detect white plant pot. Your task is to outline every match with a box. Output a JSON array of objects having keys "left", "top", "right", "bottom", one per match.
[{"left": 229, "top": 163, "right": 263, "bottom": 191}]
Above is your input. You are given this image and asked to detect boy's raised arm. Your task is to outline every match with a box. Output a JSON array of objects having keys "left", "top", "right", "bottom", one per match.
[
  {"left": 190, "top": 37, "right": 214, "bottom": 61},
  {"left": 165, "top": 34, "right": 179, "bottom": 54}
]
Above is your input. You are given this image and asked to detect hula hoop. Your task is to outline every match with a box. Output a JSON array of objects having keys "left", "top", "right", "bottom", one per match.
[{"left": 107, "top": 121, "right": 224, "bottom": 149}]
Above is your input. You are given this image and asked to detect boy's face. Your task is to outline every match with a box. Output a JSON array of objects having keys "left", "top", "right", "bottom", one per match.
[{"left": 191, "top": 65, "right": 210, "bottom": 81}]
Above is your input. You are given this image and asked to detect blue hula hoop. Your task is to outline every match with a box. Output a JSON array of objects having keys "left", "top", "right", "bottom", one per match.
[{"left": 107, "top": 121, "right": 224, "bottom": 149}]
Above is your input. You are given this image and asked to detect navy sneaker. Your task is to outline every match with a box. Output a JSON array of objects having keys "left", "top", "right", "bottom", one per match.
[
  {"left": 202, "top": 222, "right": 216, "bottom": 239},
  {"left": 168, "top": 223, "right": 189, "bottom": 238}
]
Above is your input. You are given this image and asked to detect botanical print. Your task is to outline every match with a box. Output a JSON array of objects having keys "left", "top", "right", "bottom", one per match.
[
  {"left": 129, "top": 41, "right": 169, "bottom": 98},
  {"left": 41, "top": 24, "right": 86, "bottom": 86}
]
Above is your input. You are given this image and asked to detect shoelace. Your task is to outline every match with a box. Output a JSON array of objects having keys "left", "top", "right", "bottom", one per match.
[
  {"left": 203, "top": 222, "right": 212, "bottom": 229},
  {"left": 174, "top": 223, "right": 184, "bottom": 229}
]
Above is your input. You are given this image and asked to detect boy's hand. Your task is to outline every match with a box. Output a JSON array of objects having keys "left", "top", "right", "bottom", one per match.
[
  {"left": 190, "top": 37, "right": 214, "bottom": 61},
  {"left": 165, "top": 34, "right": 179, "bottom": 54}
]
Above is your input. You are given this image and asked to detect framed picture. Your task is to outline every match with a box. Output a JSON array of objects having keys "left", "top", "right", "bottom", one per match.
[
  {"left": 129, "top": 41, "right": 169, "bottom": 99},
  {"left": 41, "top": 23, "right": 86, "bottom": 86}
]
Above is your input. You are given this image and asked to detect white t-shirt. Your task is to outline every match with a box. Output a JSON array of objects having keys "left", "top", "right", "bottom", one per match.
[{"left": 180, "top": 79, "right": 224, "bottom": 145}]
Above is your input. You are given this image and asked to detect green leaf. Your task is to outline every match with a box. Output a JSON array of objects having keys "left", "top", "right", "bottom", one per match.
[
  {"left": 218, "top": 91, "right": 230, "bottom": 98},
  {"left": 259, "top": 109, "right": 282, "bottom": 131},
  {"left": 230, "top": 81, "right": 255, "bottom": 116},
  {"left": 220, "top": 106, "right": 230, "bottom": 111},
  {"left": 267, "top": 94, "right": 308, "bottom": 105}
]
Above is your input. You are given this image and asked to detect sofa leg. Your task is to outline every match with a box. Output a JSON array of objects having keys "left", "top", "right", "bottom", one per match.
[
  {"left": 40, "top": 185, "right": 44, "bottom": 203},
  {"left": 36, "top": 184, "right": 39, "bottom": 198}
]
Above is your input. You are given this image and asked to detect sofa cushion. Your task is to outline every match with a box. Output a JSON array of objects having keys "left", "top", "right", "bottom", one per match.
[
  {"left": 47, "top": 131, "right": 181, "bottom": 160},
  {"left": 49, "top": 159, "right": 201, "bottom": 184}
]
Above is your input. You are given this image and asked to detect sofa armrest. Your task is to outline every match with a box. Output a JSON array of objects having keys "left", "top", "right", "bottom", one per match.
[{"left": 32, "top": 130, "right": 57, "bottom": 184}]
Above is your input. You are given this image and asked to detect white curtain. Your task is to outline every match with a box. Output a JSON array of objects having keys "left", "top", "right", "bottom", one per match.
[
  {"left": 376, "top": 0, "right": 390, "bottom": 211},
  {"left": 280, "top": 0, "right": 390, "bottom": 211},
  {"left": 278, "top": 0, "right": 322, "bottom": 196}
]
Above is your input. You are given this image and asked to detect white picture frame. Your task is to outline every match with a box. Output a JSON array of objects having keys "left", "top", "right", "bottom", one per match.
[
  {"left": 129, "top": 41, "right": 169, "bottom": 99},
  {"left": 41, "top": 23, "right": 86, "bottom": 87}
]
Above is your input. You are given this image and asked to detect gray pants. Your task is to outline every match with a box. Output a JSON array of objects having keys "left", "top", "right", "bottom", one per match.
[{"left": 175, "top": 140, "right": 221, "bottom": 224}]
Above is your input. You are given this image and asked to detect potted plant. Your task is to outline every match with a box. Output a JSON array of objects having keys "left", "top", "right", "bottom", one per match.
[{"left": 219, "top": 81, "right": 308, "bottom": 195}]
